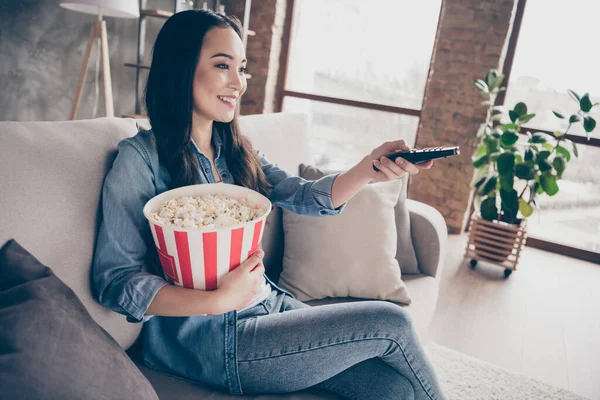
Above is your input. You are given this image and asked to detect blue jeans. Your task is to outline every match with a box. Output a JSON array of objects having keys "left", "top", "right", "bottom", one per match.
[{"left": 236, "top": 289, "right": 444, "bottom": 400}]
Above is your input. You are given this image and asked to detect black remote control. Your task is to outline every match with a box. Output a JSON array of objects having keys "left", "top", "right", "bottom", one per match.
[{"left": 373, "top": 146, "right": 460, "bottom": 172}]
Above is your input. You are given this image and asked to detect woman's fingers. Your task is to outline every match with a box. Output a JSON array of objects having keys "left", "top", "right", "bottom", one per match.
[
  {"left": 388, "top": 156, "right": 420, "bottom": 175},
  {"left": 416, "top": 160, "right": 434, "bottom": 169},
  {"left": 375, "top": 157, "right": 407, "bottom": 179}
]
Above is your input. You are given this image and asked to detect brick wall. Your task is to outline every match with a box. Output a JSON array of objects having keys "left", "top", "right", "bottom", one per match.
[
  {"left": 224, "top": 0, "right": 287, "bottom": 115},
  {"left": 410, "top": 0, "right": 517, "bottom": 233}
]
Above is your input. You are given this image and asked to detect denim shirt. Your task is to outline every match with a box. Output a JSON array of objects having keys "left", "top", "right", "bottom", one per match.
[{"left": 91, "top": 127, "right": 346, "bottom": 394}]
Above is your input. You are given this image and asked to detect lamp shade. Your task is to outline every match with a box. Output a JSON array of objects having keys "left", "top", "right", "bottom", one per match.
[{"left": 60, "top": 0, "right": 139, "bottom": 19}]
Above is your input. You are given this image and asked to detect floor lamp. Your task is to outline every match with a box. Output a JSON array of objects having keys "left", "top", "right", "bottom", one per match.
[{"left": 60, "top": 0, "right": 139, "bottom": 120}]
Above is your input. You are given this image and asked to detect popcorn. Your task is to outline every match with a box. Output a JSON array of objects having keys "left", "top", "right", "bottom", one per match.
[{"left": 150, "top": 193, "right": 266, "bottom": 229}]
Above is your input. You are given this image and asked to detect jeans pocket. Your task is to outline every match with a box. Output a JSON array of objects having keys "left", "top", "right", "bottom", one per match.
[{"left": 237, "top": 299, "right": 271, "bottom": 323}]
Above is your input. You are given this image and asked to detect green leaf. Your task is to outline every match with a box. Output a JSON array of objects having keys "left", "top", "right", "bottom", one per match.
[
  {"left": 519, "top": 113, "right": 536, "bottom": 124},
  {"left": 540, "top": 173, "right": 559, "bottom": 196},
  {"left": 473, "top": 155, "right": 489, "bottom": 168},
  {"left": 573, "top": 142, "right": 579, "bottom": 157},
  {"left": 536, "top": 182, "right": 544, "bottom": 194},
  {"left": 484, "top": 70, "right": 496, "bottom": 86},
  {"left": 569, "top": 114, "right": 581, "bottom": 123},
  {"left": 552, "top": 110, "right": 565, "bottom": 119},
  {"left": 474, "top": 176, "right": 486, "bottom": 188},
  {"left": 485, "top": 69, "right": 505, "bottom": 90},
  {"left": 524, "top": 148, "right": 534, "bottom": 161},
  {"left": 484, "top": 137, "right": 499, "bottom": 154},
  {"left": 519, "top": 199, "right": 534, "bottom": 218},
  {"left": 554, "top": 131, "right": 566, "bottom": 138},
  {"left": 531, "top": 133, "right": 547, "bottom": 143},
  {"left": 556, "top": 145, "right": 571, "bottom": 162},
  {"left": 584, "top": 116, "right": 596, "bottom": 132},
  {"left": 580, "top": 93, "right": 593, "bottom": 112},
  {"left": 480, "top": 197, "right": 498, "bottom": 221},
  {"left": 514, "top": 153, "right": 523, "bottom": 163},
  {"left": 475, "top": 143, "right": 487, "bottom": 157},
  {"left": 538, "top": 159, "right": 552, "bottom": 172},
  {"left": 568, "top": 89, "right": 581, "bottom": 102},
  {"left": 509, "top": 110, "right": 519, "bottom": 123},
  {"left": 514, "top": 102, "right": 527, "bottom": 117},
  {"left": 542, "top": 142, "right": 555, "bottom": 151},
  {"left": 500, "top": 188, "right": 519, "bottom": 223},
  {"left": 499, "top": 174, "right": 515, "bottom": 191},
  {"left": 515, "top": 163, "right": 536, "bottom": 180},
  {"left": 553, "top": 156, "right": 566, "bottom": 177},
  {"left": 537, "top": 150, "right": 551, "bottom": 160},
  {"left": 474, "top": 80, "right": 489, "bottom": 93},
  {"left": 501, "top": 131, "right": 519, "bottom": 146},
  {"left": 481, "top": 176, "right": 498, "bottom": 196},
  {"left": 497, "top": 153, "right": 515, "bottom": 175},
  {"left": 500, "top": 123, "right": 519, "bottom": 132}
]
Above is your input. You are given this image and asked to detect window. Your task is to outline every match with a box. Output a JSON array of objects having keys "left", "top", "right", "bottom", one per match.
[
  {"left": 503, "top": 0, "right": 600, "bottom": 254},
  {"left": 281, "top": 0, "right": 442, "bottom": 170}
]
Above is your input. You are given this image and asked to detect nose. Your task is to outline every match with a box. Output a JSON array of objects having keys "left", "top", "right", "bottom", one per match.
[{"left": 228, "top": 69, "right": 244, "bottom": 93}]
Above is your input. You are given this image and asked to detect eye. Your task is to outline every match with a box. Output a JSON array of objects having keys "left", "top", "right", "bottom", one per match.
[
  {"left": 216, "top": 64, "right": 229, "bottom": 70},
  {"left": 239, "top": 67, "right": 247, "bottom": 73}
]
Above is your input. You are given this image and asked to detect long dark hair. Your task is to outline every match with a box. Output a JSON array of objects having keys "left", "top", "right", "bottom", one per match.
[{"left": 144, "top": 9, "right": 272, "bottom": 197}]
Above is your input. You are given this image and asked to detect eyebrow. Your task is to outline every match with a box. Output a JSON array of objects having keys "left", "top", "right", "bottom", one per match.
[{"left": 210, "top": 53, "right": 247, "bottom": 63}]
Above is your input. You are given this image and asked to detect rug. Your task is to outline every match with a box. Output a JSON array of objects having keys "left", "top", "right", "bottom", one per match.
[{"left": 426, "top": 342, "right": 589, "bottom": 400}]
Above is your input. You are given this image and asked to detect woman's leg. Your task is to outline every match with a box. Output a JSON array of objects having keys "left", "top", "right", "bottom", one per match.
[
  {"left": 236, "top": 291, "right": 443, "bottom": 400},
  {"left": 315, "top": 358, "right": 415, "bottom": 400}
]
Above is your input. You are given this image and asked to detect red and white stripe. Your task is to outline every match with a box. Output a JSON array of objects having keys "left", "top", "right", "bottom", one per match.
[{"left": 149, "top": 220, "right": 265, "bottom": 290}]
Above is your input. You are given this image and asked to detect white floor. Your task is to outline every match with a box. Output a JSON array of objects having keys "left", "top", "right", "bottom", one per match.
[{"left": 428, "top": 234, "right": 600, "bottom": 400}]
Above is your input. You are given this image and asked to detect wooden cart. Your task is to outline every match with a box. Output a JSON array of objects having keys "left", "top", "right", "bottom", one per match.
[{"left": 465, "top": 212, "right": 528, "bottom": 278}]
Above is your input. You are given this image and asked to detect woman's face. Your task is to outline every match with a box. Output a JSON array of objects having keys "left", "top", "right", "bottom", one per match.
[{"left": 193, "top": 27, "right": 247, "bottom": 123}]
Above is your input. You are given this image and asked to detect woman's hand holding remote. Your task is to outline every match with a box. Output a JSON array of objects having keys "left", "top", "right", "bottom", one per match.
[
  {"left": 218, "top": 249, "right": 266, "bottom": 313},
  {"left": 368, "top": 139, "right": 433, "bottom": 183}
]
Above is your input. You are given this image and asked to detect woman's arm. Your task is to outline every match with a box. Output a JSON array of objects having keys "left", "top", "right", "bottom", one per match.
[
  {"left": 148, "top": 249, "right": 266, "bottom": 316},
  {"left": 331, "top": 140, "right": 434, "bottom": 208},
  {"left": 330, "top": 156, "right": 374, "bottom": 209},
  {"left": 93, "top": 140, "right": 226, "bottom": 321},
  {"left": 146, "top": 285, "right": 225, "bottom": 316},
  {"left": 258, "top": 150, "right": 348, "bottom": 216}
]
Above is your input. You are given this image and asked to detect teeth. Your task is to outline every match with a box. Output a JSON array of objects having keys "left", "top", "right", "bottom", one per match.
[{"left": 218, "top": 96, "right": 236, "bottom": 104}]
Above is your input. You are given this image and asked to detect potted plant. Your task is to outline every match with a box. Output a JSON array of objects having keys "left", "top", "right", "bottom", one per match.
[{"left": 465, "top": 68, "right": 597, "bottom": 277}]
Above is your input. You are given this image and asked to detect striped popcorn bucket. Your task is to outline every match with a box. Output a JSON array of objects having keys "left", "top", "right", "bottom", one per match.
[{"left": 142, "top": 183, "right": 272, "bottom": 291}]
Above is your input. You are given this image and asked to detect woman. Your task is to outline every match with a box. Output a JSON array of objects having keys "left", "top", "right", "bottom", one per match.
[{"left": 92, "top": 9, "right": 444, "bottom": 400}]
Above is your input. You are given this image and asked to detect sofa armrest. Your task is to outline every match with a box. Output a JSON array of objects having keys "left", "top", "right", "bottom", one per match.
[{"left": 406, "top": 199, "right": 448, "bottom": 280}]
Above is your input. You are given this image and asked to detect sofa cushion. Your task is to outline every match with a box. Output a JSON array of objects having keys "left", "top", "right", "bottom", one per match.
[
  {"left": 0, "top": 117, "right": 142, "bottom": 349},
  {"left": 277, "top": 165, "right": 411, "bottom": 304},
  {"left": 301, "top": 164, "right": 420, "bottom": 274},
  {"left": 0, "top": 239, "right": 158, "bottom": 400}
]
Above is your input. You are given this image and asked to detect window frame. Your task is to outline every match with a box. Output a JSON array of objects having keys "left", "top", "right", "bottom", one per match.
[{"left": 496, "top": 0, "right": 600, "bottom": 263}]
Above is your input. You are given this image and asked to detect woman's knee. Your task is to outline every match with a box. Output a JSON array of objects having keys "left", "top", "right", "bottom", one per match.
[{"left": 366, "top": 301, "right": 414, "bottom": 333}]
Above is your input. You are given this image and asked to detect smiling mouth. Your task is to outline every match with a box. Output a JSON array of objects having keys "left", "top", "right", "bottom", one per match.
[{"left": 217, "top": 96, "right": 237, "bottom": 108}]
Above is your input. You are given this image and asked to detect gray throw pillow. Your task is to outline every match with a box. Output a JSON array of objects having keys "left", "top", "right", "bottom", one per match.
[
  {"left": 0, "top": 239, "right": 158, "bottom": 400},
  {"left": 300, "top": 164, "right": 420, "bottom": 274},
  {"left": 278, "top": 165, "right": 412, "bottom": 304}
]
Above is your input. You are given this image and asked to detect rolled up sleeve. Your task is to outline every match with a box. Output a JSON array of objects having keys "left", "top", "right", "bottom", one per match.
[
  {"left": 92, "top": 140, "right": 169, "bottom": 323},
  {"left": 258, "top": 151, "right": 347, "bottom": 216}
]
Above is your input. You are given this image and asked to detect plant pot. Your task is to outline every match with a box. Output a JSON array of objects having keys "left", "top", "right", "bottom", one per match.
[{"left": 464, "top": 212, "right": 528, "bottom": 276}]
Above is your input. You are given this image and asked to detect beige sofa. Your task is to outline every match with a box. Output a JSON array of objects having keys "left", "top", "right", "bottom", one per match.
[{"left": 0, "top": 113, "right": 447, "bottom": 399}]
